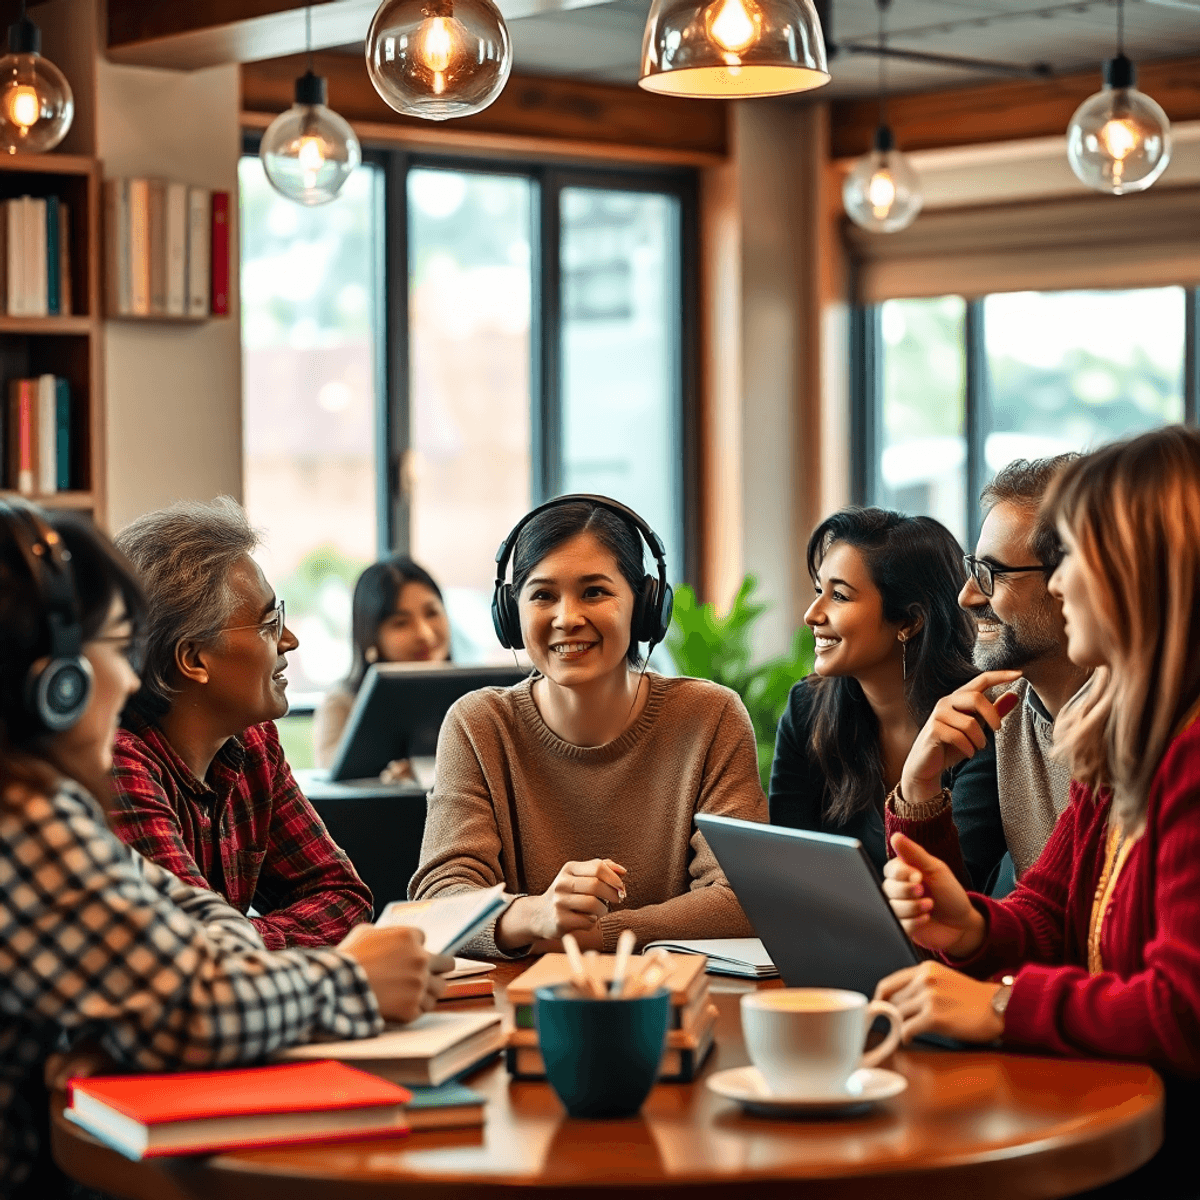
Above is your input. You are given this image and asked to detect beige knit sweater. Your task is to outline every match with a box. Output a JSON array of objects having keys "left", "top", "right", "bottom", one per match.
[{"left": 410, "top": 673, "right": 767, "bottom": 954}]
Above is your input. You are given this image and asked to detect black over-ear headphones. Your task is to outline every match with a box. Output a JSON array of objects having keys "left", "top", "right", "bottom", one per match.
[
  {"left": 491, "top": 494, "right": 674, "bottom": 654},
  {"left": 0, "top": 498, "right": 94, "bottom": 732}
]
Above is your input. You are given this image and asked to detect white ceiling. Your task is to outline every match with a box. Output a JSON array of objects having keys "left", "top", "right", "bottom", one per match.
[{"left": 495, "top": 0, "right": 1200, "bottom": 96}]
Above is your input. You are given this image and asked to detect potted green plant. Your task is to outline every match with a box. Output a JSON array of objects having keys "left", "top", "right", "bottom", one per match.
[{"left": 665, "top": 575, "right": 814, "bottom": 790}]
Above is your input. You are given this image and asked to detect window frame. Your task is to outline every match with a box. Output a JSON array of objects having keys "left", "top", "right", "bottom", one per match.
[
  {"left": 853, "top": 286, "right": 1200, "bottom": 546},
  {"left": 240, "top": 135, "right": 700, "bottom": 587}
]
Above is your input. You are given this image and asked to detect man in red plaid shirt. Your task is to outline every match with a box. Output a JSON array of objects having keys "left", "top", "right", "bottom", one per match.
[{"left": 109, "top": 498, "right": 373, "bottom": 949}]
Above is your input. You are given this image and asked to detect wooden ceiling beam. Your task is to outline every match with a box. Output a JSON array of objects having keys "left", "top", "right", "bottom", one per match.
[
  {"left": 241, "top": 51, "right": 729, "bottom": 163},
  {"left": 106, "top": 0, "right": 612, "bottom": 71},
  {"left": 829, "top": 54, "right": 1200, "bottom": 159}
]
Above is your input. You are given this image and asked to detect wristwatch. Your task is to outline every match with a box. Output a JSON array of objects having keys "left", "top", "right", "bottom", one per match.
[{"left": 990, "top": 974, "right": 1016, "bottom": 1028}]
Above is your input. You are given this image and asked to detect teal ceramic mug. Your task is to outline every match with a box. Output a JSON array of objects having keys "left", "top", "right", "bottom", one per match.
[{"left": 534, "top": 984, "right": 669, "bottom": 1118}]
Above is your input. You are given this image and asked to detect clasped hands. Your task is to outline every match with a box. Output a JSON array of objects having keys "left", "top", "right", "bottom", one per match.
[{"left": 496, "top": 858, "right": 627, "bottom": 952}]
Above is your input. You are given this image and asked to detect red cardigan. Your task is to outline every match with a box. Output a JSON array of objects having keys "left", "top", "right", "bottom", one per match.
[{"left": 910, "top": 718, "right": 1200, "bottom": 1076}]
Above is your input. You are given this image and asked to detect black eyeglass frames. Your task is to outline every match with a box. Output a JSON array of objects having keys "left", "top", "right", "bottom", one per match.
[{"left": 962, "top": 556, "right": 1045, "bottom": 598}]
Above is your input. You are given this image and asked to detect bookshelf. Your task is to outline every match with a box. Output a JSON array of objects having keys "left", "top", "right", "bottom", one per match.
[{"left": 0, "top": 152, "right": 104, "bottom": 524}]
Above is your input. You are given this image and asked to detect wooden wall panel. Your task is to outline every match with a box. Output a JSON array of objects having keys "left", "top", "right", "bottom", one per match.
[
  {"left": 830, "top": 55, "right": 1200, "bottom": 160},
  {"left": 242, "top": 53, "right": 729, "bottom": 164}
]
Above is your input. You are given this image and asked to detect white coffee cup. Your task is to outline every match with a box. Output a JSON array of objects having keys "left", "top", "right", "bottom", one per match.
[{"left": 740, "top": 988, "right": 904, "bottom": 1097}]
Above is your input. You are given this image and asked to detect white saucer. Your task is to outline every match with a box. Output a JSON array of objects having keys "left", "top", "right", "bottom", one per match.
[{"left": 707, "top": 1066, "right": 907, "bottom": 1116}]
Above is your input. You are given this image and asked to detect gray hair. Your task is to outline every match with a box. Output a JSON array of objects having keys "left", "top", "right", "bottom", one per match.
[
  {"left": 980, "top": 454, "right": 1081, "bottom": 571},
  {"left": 115, "top": 496, "right": 259, "bottom": 716}
]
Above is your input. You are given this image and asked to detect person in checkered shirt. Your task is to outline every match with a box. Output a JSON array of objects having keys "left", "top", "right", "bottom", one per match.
[{"left": 0, "top": 500, "right": 452, "bottom": 1199}]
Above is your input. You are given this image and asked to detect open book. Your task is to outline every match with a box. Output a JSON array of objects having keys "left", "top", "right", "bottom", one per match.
[
  {"left": 376, "top": 884, "right": 510, "bottom": 956},
  {"left": 642, "top": 937, "right": 779, "bottom": 979}
]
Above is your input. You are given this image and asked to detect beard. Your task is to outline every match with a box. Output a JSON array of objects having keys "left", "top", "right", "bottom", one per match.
[{"left": 970, "top": 602, "right": 1062, "bottom": 672}]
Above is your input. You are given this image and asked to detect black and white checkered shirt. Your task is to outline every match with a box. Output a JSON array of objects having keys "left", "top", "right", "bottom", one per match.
[{"left": 0, "top": 779, "right": 383, "bottom": 1192}]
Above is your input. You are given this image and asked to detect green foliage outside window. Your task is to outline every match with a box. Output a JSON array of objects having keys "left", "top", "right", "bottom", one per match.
[{"left": 666, "top": 576, "right": 815, "bottom": 791}]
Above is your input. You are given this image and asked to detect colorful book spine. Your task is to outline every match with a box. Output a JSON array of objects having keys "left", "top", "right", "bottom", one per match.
[
  {"left": 210, "top": 190, "right": 229, "bottom": 315},
  {"left": 55, "top": 377, "right": 70, "bottom": 490},
  {"left": 166, "top": 182, "right": 187, "bottom": 317},
  {"left": 7, "top": 198, "right": 23, "bottom": 316},
  {"left": 26, "top": 197, "right": 47, "bottom": 317},
  {"left": 8, "top": 379, "right": 37, "bottom": 495},
  {"left": 45, "top": 194, "right": 60, "bottom": 316},
  {"left": 58, "top": 201, "right": 71, "bottom": 316},
  {"left": 36, "top": 374, "right": 55, "bottom": 494},
  {"left": 147, "top": 179, "right": 167, "bottom": 316},
  {"left": 129, "top": 178, "right": 150, "bottom": 316}
]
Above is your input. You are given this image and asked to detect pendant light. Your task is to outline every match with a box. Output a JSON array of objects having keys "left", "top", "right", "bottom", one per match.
[
  {"left": 638, "top": 0, "right": 829, "bottom": 98},
  {"left": 842, "top": 0, "right": 922, "bottom": 234},
  {"left": 0, "top": 0, "right": 73, "bottom": 155},
  {"left": 1066, "top": 0, "right": 1170, "bottom": 196},
  {"left": 365, "top": 0, "right": 512, "bottom": 121},
  {"left": 260, "top": 8, "right": 361, "bottom": 206}
]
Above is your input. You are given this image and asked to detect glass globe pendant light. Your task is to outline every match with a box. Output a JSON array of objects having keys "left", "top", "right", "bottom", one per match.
[
  {"left": 0, "top": 0, "right": 73, "bottom": 155},
  {"left": 1066, "top": 0, "right": 1170, "bottom": 196},
  {"left": 261, "top": 8, "right": 360, "bottom": 205},
  {"left": 365, "top": 0, "right": 513, "bottom": 121},
  {"left": 842, "top": 0, "right": 921, "bottom": 234},
  {"left": 638, "top": 0, "right": 829, "bottom": 98}
]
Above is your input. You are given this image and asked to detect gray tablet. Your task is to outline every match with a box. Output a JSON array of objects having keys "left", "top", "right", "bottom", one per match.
[
  {"left": 328, "top": 663, "right": 529, "bottom": 782},
  {"left": 695, "top": 813, "right": 919, "bottom": 998}
]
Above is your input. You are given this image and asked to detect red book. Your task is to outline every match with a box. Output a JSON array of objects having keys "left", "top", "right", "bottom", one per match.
[
  {"left": 210, "top": 189, "right": 229, "bottom": 315},
  {"left": 65, "top": 1059, "right": 411, "bottom": 1159},
  {"left": 7, "top": 378, "right": 37, "bottom": 495}
]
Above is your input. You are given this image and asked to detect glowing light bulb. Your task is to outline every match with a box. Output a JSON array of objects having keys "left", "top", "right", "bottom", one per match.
[
  {"left": 867, "top": 169, "right": 896, "bottom": 217},
  {"left": 297, "top": 134, "right": 325, "bottom": 172},
  {"left": 1097, "top": 117, "right": 1138, "bottom": 161},
  {"left": 5, "top": 83, "right": 38, "bottom": 128},
  {"left": 419, "top": 16, "right": 454, "bottom": 71},
  {"left": 707, "top": 0, "right": 757, "bottom": 54}
]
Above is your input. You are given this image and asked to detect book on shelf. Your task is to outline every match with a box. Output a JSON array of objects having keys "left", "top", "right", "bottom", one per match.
[
  {"left": 64, "top": 1060, "right": 412, "bottom": 1161},
  {"left": 0, "top": 195, "right": 70, "bottom": 317},
  {"left": 276, "top": 1010, "right": 506, "bottom": 1088},
  {"left": 643, "top": 937, "right": 779, "bottom": 980},
  {"left": 107, "top": 177, "right": 224, "bottom": 318},
  {"left": 3, "top": 374, "right": 71, "bottom": 494}
]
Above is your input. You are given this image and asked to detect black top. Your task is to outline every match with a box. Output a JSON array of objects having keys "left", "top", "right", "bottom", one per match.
[{"left": 768, "top": 676, "right": 1005, "bottom": 888}]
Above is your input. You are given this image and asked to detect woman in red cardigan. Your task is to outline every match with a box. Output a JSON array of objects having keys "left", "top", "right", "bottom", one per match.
[{"left": 876, "top": 425, "right": 1200, "bottom": 1196}]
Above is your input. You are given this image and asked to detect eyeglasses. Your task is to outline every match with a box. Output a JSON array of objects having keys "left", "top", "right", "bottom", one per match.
[
  {"left": 962, "top": 556, "right": 1044, "bottom": 598},
  {"left": 222, "top": 599, "right": 286, "bottom": 642}
]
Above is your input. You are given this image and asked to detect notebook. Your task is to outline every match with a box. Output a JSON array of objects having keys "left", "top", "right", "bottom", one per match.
[
  {"left": 65, "top": 1061, "right": 409, "bottom": 1160},
  {"left": 277, "top": 1011, "right": 506, "bottom": 1087},
  {"left": 376, "top": 885, "right": 510, "bottom": 955},
  {"left": 643, "top": 937, "right": 779, "bottom": 979},
  {"left": 405, "top": 1080, "right": 486, "bottom": 1130}
]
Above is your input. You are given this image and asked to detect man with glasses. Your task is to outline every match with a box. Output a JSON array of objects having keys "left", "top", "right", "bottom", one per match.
[
  {"left": 106, "top": 498, "right": 374, "bottom": 948},
  {"left": 887, "top": 455, "right": 1092, "bottom": 894}
]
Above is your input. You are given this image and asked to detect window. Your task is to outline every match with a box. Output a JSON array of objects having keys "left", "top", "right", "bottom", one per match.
[
  {"left": 240, "top": 148, "right": 695, "bottom": 683},
  {"left": 861, "top": 287, "right": 1198, "bottom": 544}
]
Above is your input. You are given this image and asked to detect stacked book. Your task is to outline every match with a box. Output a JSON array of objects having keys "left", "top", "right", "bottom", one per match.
[
  {"left": 64, "top": 1060, "right": 487, "bottom": 1160},
  {"left": 105, "top": 178, "right": 229, "bottom": 318},
  {"left": 504, "top": 952, "right": 718, "bottom": 1083},
  {"left": 1, "top": 194, "right": 72, "bottom": 316},
  {"left": 3, "top": 374, "right": 72, "bottom": 494}
]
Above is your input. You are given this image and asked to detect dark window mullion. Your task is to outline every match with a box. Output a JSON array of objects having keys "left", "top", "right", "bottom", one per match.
[
  {"left": 964, "top": 299, "right": 988, "bottom": 548},
  {"left": 534, "top": 169, "right": 562, "bottom": 503},
  {"left": 1185, "top": 287, "right": 1199, "bottom": 427},
  {"left": 381, "top": 149, "right": 409, "bottom": 555},
  {"left": 850, "top": 304, "right": 880, "bottom": 508}
]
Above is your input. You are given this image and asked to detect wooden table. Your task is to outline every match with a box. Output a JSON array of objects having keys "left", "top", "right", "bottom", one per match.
[{"left": 53, "top": 962, "right": 1163, "bottom": 1200}]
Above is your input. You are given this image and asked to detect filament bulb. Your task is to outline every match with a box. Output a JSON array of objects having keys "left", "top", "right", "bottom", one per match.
[
  {"left": 867, "top": 169, "right": 897, "bottom": 217},
  {"left": 1097, "top": 116, "right": 1139, "bottom": 161},
  {"left": 419, "top": 16, "right": 455, "bottom": 72},
  {"left": 5, "top": 84, "right": 38, "bottom": 129},
  {"left": 706, "top": 0, "right": 758, "bottom": 54}
]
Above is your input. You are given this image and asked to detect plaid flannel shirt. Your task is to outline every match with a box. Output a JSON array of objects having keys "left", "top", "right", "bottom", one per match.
[
  {"left": 0, "top": 779, "right": 382, "bottom": 1193},
  {"left": 109, "top": 717, "right": 372, "bottom": 949}
]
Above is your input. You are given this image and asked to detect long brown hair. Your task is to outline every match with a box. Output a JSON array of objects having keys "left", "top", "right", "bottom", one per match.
[{"left": 1042, "top": 426, "right": 1200, "bottom": 827}]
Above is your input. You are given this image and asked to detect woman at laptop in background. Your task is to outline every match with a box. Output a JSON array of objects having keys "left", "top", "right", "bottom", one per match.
[
  {"left": 769, "top": 508, "right": 979, "bottom": 874},
  {"left": 410, "top": 495, "right": 767, "bottom": 955},
  {"left": 0, "top": 500, "right": 450, "bottom": 1200},
  {"left": 877, "top": 426, "right": 1200, "bottom": 1198},
  {"left": 313, "top": 555, "right": 451, "bottom": 774}
]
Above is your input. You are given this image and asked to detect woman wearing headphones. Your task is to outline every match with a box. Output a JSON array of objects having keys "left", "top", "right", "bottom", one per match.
[
  {"left": 0, "top": 501, "right": 449, "bottom": 1199},
  {"left": 410, "top": 496, "right": 767, "bottom": 954}
]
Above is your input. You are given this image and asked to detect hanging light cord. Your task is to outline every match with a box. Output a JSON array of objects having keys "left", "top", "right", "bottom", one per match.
[
  {"left": 1116, "top": 0, "right": 1124, "bottom": 57},
  {"left": 306, "top": 5, "right": 313, "bottom": 74},
  {"left": 877, "top": 0, "right": 888, "bottom": 131}
]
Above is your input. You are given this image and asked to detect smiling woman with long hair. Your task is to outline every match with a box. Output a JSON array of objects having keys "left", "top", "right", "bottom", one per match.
[
  {"left": 769, "top": 507, "right": 979, "bottom": 874},
  {"left": 877, "top": 426, "right": 1200, "bottom": 1197},
  {"left": 410, "top": 496, "right": 767, "bottom": 955}
]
